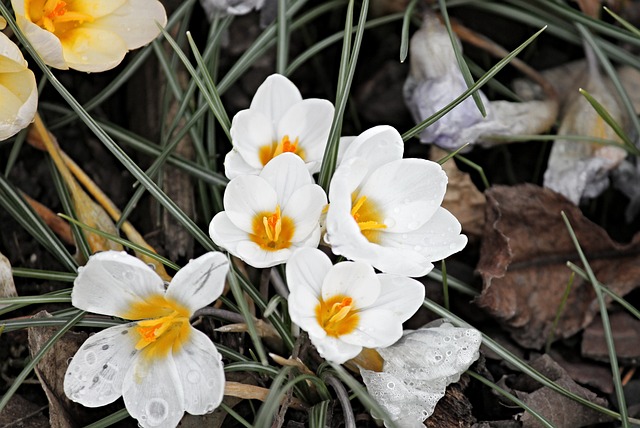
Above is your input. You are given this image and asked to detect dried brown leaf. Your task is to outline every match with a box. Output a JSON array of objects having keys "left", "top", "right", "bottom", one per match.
[
  {"left": 581, "top": 311, "right": 640, "bottom": 364},
  {"left": 476, "top": 184, "right": 640, "bottom": 349}
]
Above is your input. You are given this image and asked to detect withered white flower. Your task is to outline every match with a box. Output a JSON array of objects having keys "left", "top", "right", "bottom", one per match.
[
  {"left": 65, "top": 251, "right": 229, "bottom": 428},
  {"left": 0, "top": 32, "right": 37, "bottom": 141},
  {"left": 286, "top": 248, "right": 425, "bottom": 364},
  {"left": 325, "top": 125, "right": 467, "bottom": 277},
  {"left": 210, "top": 153, "right": 327, "bottom": 268},
  {"left": 361, "top": 321, "right": 482, "bottom": 427},
  {"left": 12, "top": 0, "right": 167, "bottom": 72},
  {"left": 199, "top": 0, "right": 265, "bottom": 17},
  {"left": 224, "top": 73, "right": 334, "bottom": 179}
]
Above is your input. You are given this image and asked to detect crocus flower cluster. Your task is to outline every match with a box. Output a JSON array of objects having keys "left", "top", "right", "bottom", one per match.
[{"left": 210, "top": 73, "right": 468, "bottom": 366}]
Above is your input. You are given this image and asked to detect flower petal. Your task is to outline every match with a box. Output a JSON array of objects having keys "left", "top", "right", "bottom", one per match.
[
  {"left": 87, "top": 0, "right": 166, "bottom": 49},
  {"left": 0, "top": 31, "right": 28, "bottom": 66},
  {"left": 69, "top": 0, "right": 126, "bottom": 17},
  {"left": 276, "top": 98, "right": 334, "bottom": 165},
  {"left": 209, "top": 212, "right": 250, "bottom": 254},
  {"left": 72, "top": 251, "right": 165, "bottom": 318},
  {"left": 341, "top": 309, "right": 403, "bottom": 349},
  {"left": 260, "top": 153, "right": 313, "bottom": 208},
  {"left": 224, "top": 149, "right": 260, "bottom": 179},
  {"left": 60, "top": 27, "right": 128, "bottom": 72},
  {"left": 64, "top": 322, "right": 138, "bottom": 407},
  {"left": 166, "top": 252, "right": 229, "bottom": 314},
  {"left": 286, "top": 248, "right": 331, "bottom": 326},
  {"left": 283, "top": 184, "right": 327, "bottom": 242},
  {"left": 123, "top": 353, "right": 184, "bottom": 428},
  {"left": 351, "top": 240, "right": 434, "bottom": 277},
  {"left": 363, "top": 274, "right": 425, "bottom": 323},
  {"left": 308, "top": 332, "right": 362, "bottom": 364},
  {"left": 340, "top": 125, "right": 404, "bottom": 171},
  {"left": 224, "top": 175, "right": 277, "bottom": 232},
  {"left": 378, "top": 207, "right": 468, "bottom": 262},
  {"left": 14, "top": 15, "right": 67, "bottom": 69},
  {"left": 173, "top": 328, "right": 225, "bottom": 414},
  {"left": 321, "top": 261, "right": 380, "bottom": 308},
  {"left": 250, "top": 74, "right": 302, "bottom": 126},
  {"left": 0, "top": 68, "right": 37, "bottom": 140},
  {"left": 230, "top": 109, "right": 275, "bottom": 168},
  {"left": 235, "top": 240, "right": 292, "bottom": 268},
  {"left": 359, "top": 158, "right": 448, "bottom": 233}
]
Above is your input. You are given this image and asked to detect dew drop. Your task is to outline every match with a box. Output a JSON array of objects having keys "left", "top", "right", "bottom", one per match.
[
  {"left": 384, "top": 217, "right": 396, "bottom": 228},
  {"left": 102, "top": 344, "right": 109, "bottom": 351},
  {"left": 408, "top": 221, "right": 419, "bottom": 230},
  {"left": 146, "top": 398, "right": 169, "bottom": 425},
  {"left": 449, "top": 243, "right": 458, "bottom": 250},
  {"left": 393, "top": 207, "right": 400, "bottom": 214},
  {"left": 84, "top": 351, "right": 97, "bottom": 365},
  {"left": 387, "top": 381, "right": 395, "bottom": 389},
  {"left": 187, "top": 370, "right": 201, "bottom": 383}
]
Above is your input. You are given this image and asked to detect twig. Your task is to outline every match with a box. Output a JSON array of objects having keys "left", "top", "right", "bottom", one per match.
[
  {"left": 270, "top": 267, "right": 289, "bottom": 299},
  {"left": 192, "top": 307, "right": 246, "bottom": 323}
]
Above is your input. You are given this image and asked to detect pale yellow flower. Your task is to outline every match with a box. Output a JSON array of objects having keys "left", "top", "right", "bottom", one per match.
[
  {"left": 12, "top": 0, "right": 167, "bottom": 72},
  {"left": 0, "top": 31, "right": 37, "bottom": 141}
]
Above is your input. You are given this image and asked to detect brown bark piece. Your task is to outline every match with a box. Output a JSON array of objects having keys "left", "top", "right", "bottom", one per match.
[
  {"left": 0, "top": 394, "right": 49, "bottom": 428},
  {"left": 476, "top": 184, "right": 640, "bottom": 349},
  {"left": 425, "top": 375, "right": 475, "bottom": 428}
]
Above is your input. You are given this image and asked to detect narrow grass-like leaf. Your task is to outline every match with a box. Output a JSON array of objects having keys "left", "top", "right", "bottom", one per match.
[
  {"left": 400, "top": 0, "right": 419, "bottom": 62},
  {"left": 59, "top": 214, "right": 180, "bottom": 271},
  {"left": 322, "top": 373, "right": 355, "bottom": 427},
  {"left": 308, "top": 400, "right": 331, "bottom": 428},
  {"left": 545, "top": 272, "right": 574, "bottom": 354},
  {"left": 567, "top": 262, "right": 640, "bottom": 320},
  {"left": 561, "top": 212, "right": 629, "bottom": 427},
  {"left": 467, "top": 371, "right": 554, "bottom": 428},
  {"left": 576, "top": 26, "right": 640, "bottom": 155},
  {"left": 318, "top": 0, "right": 370, "bottom": 191},
  {"left": 0, "top": 310, "right": 85, "bottom": 413},
  {"left": 227, "top": 264, "right": 269, "bottom": 366},
  {"left": 422, "top": 299, "right": 635, "bottom": 422},
  {"left": 438, "top": 0, "right": 486, "bottom": 116},
  {"left": 0, "top": 176, "right": 77, "bottom": 271},
  {"left": 84, "top": 409, "right": 130, "bottom": 428},
  {"left": 441, "top": 259, "right": 450, "bottom": 310},
  {"left": 0, "top": 296, "right": 71, "bottom": 305},
  {"left": 427, "top": 268, "right": 478, "bottom": 297},
  {"left": 12, "top": 268, "right": 76, "bottom": 282},
  {"left": 435, "top": 143, "right": 470, "bottom": 165},
  {"left": 277, "top": 0, "right": 289, "bottom": 74},
  {"left": 454, "top": 154, "right": 490, "bottom": 189},
  {"left": 1, "top": 317, "right": 121, "bottom": 333},
  {"left": 402, "top": 26, "right": 546, "bottom": 141},
  {"left": 604, "top": 6, "right": 640, "bottom": 38},
  {"left": 324, "top": 363, "right": 398, "bottom": 428},
  {"left": 220, "top": 402, "right": 253, "bottom": 428}
]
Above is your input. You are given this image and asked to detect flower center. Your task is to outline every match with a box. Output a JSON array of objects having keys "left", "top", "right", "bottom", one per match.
[
  {"left": 250, "top": 205, "right": 295, "bottom": 251},
  {"left": 315, "top": 294, "right": 359, "bottom": 337},
  {"left": 351, "top": 194, "right": 386, "bottom": 243},
  {"left": 122, "top": 294, "right": 191, "bottom": 360},
  {"left": 27, "top": 0, "right": 94, "bottom": 36},
  {"left": 259, "top": 135, "right": 305, "bottom": 166}
]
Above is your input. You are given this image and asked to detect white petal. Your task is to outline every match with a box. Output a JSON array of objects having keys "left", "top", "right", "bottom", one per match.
[
  {"left": 88, "top": 0, "right": 166, "bottom": 49},
  {"left": 230, "top": 109, "right": 275, "bottom": 168},
  {"left": 64, "top": 323, "right": 138, "bottom": 407},
  {"left": 60, "top": 27, "right": 128, "bottom": 72},
  {"left": 14, "top": 15, "right": 68, "bottom": 69},
  {"left": 123, "top": 353, "right": 184, "bottom": 428},
  {"left": 378, "top": 207, "right": 468, "bottom": 262},
  {"left": 359, "top": 158, "right": 448, "bottom": 233},
  {"left": 0, "top": 31, "right": 28, "bottom": 66},
  {"left": 260, "top": 153, "right": 313, "bottom": 208},
  {"left": 286, "top": 248, "right": 332, "bottom": 297},
  {"left": 173, "top": 329, "right": 225, "bottom": 414},
  {"left": 308, "top": 332, "right": 362, "bottom": 364},
  {"left": 283, "top": 184, "right": 327, "bottom": 242},
  {"left": 276, "top": 99, "right": 334, "bottom": 164},
  {"left": 0, "top": 68, "right": 37, "bottom": 140},
  {"left": 340, "top": 125, "right": 404, "bottom": 171},
  {"left": 363, "top": 275, "right": 425, "bottom": 323},
  {"left": 352, "top": 240, "right": 434, "bottom": 277},
  {"left": 166, "top": 252, "right": 229, "bottom": 314},
  {"left": 224, "top": 149, "right": 260, "bottom": 179},
  {"left": 288, "top": 287, "right": 325, "bottom": 339},
  {"left": 235, "top": 241, "right": 291, "bottom": 268},
  {"left": 341, "top": 308, "right": 404, "bottom": 349},
  {"left": 209, "top": 212, "right": 250, "bottom": 254},
  {"left": 224, "top": 175, "right": 277, "bottom": 232},
  {"left": 335, "top": 136, "right": 357, "bottom": 167},
  {"left": 250, "top": 74, "right": 302, "bottom": 126},
  {"left": 72, "top": 251, "right": 165, "bottom": 318},
  {"left": 68, "top": 0, "right": 126, "bottom": 17},
  {"left": 321, "top": 261, "right": 380, "bottom": 308}
]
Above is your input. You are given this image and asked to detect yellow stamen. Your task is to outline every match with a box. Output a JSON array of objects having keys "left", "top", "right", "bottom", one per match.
[
  {"left": 315, "top": 295, "right": 359, "bottom": 337},
  {"left": 250, "top": 205, "right": 295, "bottom": 251},
  {"left": 259, "top": 135, "right": 305, "bottom": 166},
  {"left": 350, "top": 195, "right": 387, "bottom": 239},
  {"left": 28, "top": 0, "right": 94, "bottom": 35}
]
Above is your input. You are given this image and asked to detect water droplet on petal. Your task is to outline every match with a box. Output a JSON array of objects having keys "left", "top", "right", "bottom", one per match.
[
  {"left": 146, "top": 398, "right": 169, "bottom": 425},
  {"left": 187, "top": 370, "right": 201, "bottom": 383},
  {"left": 84, "top": 351, "right": 97, "bottom": 365}
]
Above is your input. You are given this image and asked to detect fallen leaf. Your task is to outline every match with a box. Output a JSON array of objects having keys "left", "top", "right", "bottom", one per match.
[
  {"left": 549, "top": 350, "right": 614, "bottom": 395},
  {"left": 511, "top": 355, "right": 611, "bottom": 428},
  {"left": 476, "top": 184, "right": 640, "bottom": 349},
  {"left": 0, "top": 394, "right": 48, "bottom": 428},
  {"left": 581, "top": 311, "right": 640, "bottom": 364},
  {"left": 431, "top": 147, "right": 486, "bottom": 238}
]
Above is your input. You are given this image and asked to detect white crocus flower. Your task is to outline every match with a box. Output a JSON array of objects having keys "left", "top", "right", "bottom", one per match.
[
  {"left": 64, "top": 251, "right": 229, "bottom": 428},
  {"left": 224, "top": 73, "right": 334, "bottom": 179},
  {"left": 210, "top": 153, "right": 327, "bottom": 268},
  {"left": 12, "top": 0, "right": 167, "bottom": 72},
  {"left": 325, "top": 125, "right": 468, "bottom": 277},
  {"left": 287, "top": 248, "right": 425, "bottom": 364},
  {"left": 0, "top": 32, "right": 37, "bottom": 141}
]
